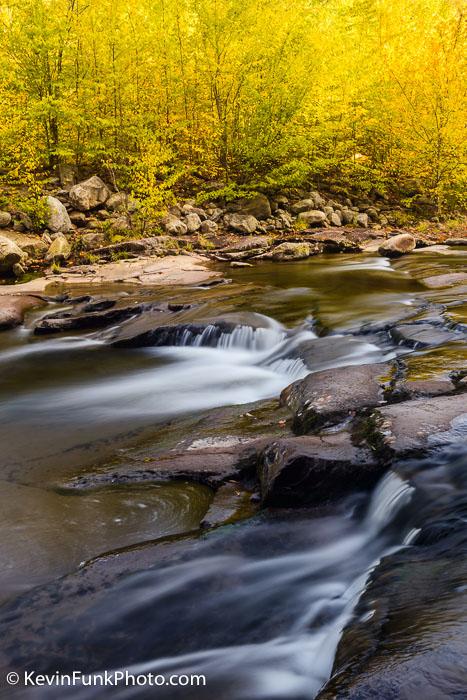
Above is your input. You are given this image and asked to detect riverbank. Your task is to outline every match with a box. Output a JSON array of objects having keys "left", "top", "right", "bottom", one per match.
[{"left": 0, "top": 175, "right": 465, "bottom": 289}]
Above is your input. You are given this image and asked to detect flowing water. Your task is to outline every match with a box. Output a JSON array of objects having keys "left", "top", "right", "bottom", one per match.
[{"left": 0, "top": 250, "right": 466, "bottom": 698}]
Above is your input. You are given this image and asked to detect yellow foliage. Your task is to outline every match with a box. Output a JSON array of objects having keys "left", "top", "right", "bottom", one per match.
[{"left": 0, "top": 0, "right": 464, "bottom": 210}]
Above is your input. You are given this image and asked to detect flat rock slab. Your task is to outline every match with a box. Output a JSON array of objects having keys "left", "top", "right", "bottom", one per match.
[
  {"left": 33, "top": 299, "right": 154, "bottom": 334},
  {"left": 390, "top": 322, "right": 460, "bottom": 348},
  {"left": 366, "top": 394, "right": 467, "bottom": 458},
  {"left": 32, "top": 297, "right": 194, "bottom": 336},
  {"left": 393, "top": 376, "right": 460, "bottom": 400},
  {"left": 259, "top": 433, "right": 380, "bottom": 507},
  {"left": 0, "top": 294, "right": 45, "bottom": 330},
  {"left": 308, "top": 231, "right": 370, "bottom": 252},
  {"left": 0, "top": 254, "right": 221, "bottom": 294},
  {"left": 423, "top": 272, "right": 467, "bottom": 288},
  {"left": 63, "top": 438, "right": 271, "bottom": 491},
  {"left": 281, "top": 362, "right": 393, "bottom": 433}
]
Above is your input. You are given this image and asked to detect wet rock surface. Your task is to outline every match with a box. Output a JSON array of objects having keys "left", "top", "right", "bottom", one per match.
[
  {"left": 364, "top": 394, "right": 467, "bottom": 459},
  {"left": 33, "top": 298, "right": 149, "bottom": 334},
  {"left": 389, "top": 322, "right": 460, "bottom": 348},
  {"left": 259, "top": 433, "right": 381, "bottom": 506},
  {"left": 0, "top": 294, "right": 45, "bottom": 330},
  {"left": 281, "top": 362, "right": 393, "bottom": 433},
  {"left": 378, "top": 233, "right": 416, "bottom": 257}
]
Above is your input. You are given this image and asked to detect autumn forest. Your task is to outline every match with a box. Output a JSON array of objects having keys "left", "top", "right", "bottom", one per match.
[{"left": 0, "top": 0, "right": 465, "bottom": 212}]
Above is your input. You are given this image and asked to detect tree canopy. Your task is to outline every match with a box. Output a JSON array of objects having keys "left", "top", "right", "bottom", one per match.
[{"left": 0, "top": 0, "right": 465, "bottom": 209}]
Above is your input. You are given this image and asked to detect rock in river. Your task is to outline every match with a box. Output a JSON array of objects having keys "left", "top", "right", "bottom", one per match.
[
  {"left": 281, "top": 362, "right": 393, "bottom": 433},
  {"left": 258, "top": 433, "right": 381, "bottom": 506},
  {"left": 0, "top": 295, "right": 45, "bottom": 330},
  {"left": 378, "top": 233, "right": 416, "bottom": 257},
  {"left": 390, "top": 322, "right": 460, "bottom": 348},
  {"left": 364, "top": 393, "right": 467, "bottom": 459},
  {"left": 263, "top": 242, "right": 314, "bottom": 261}
]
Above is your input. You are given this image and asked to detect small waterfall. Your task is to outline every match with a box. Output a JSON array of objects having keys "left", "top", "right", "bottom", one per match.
[
  {"left": 153, "top": 315, "right": 315, "bottom": 382},
  {"left": 217, "top": 325, "right": 287, "bottom": 352},
  {"left": 365, "top": 471, "right": 414, "bottom": 535},
  {"left": 178, "top": 323, "right": 288, "bottom": 352}
]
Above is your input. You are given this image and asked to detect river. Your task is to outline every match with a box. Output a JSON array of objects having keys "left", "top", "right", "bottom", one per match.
[{"left": 0, "top": 249, "right": 466, "bottom": 698}]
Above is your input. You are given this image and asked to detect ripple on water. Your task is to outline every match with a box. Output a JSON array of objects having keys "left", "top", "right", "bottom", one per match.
[{"left": 0, "top": 480, "right": 212, "bottom": 601}]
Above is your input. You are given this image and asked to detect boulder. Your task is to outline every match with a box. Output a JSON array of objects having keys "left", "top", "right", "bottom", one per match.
[
  {"left": 291, "top": 199, "right": 316, "bottom": 215},
  {"left": 0, "top": 295, "right": 45, "bottom": 330},
  {"left": 0, "top": 231, "right": 46, "bottom": 259},
  {"left": 329, "top": 211, "right": 342, "bottom": 227},
  {"left": 184, "top": 212, "right": 202, "bottom": 233},
  {"left": 46, "top": 195, "right": 72, "bottom": 234},
  {"left": 207, "top": 207, "right": 224, "bottom": 222},
  {"left": 200, "top": 219, "right": 218, "bottom": 234},
  {"left": 45, "top": 234, "right": 71, "bottom": 262},
  {"left": 366, "top": 207, "right": 380, "bottom": 222},
  {"left": 378, "top": 233, "right": 416, "bottom": 257},
  {"left": 19, "top": 237, "right": 48, "bottom": 259},
  {"left": 266, "top": 242, "right": 313, "bottom": 261},
  {"left": 297, "top": 210, "right": 327, "bottom": 226},
  {"left": 69, "top": 211, "right": 88, "bottom": 227},
  {"left": 275, "top": 211, "right": 293, "bottom": 229},
  {"left": 69, "top": 176, "right": 111, "bottom": 211},
  {"left": 223, "top": 213, "right": 258, "bottom": 234},
  {"left": 14, "top": 212, "right": 33, "bottom": 232},
  {"left": 93, "top": 237, "right": 173, "bottom": 259},
  {"left": 365, "top": 394, "right": 467, "bottom": 459},
  {"left": 221, "top": 236, "right": 271, "bottom": 253},
  {"left": 232, "top": 194, "right": 271, "bottom": 220},
  {"left": 80, "top": 232, "right": 106, "bottom": 250},
  {"left": 0, "top": 211, "right": 12, "bottom": 228},
  {"left": 108, "top": 215, "right": 131, "bottom": 231},
  {"left": 259, "top": 433, "right": 380, "bottom": 506},
  {"left": 106, "top": 192, "right": 133, "bottom": 212},
  {"left": 163, "top": 214, "right": 188, "bottom": 235},
  {"left": 281, "top": 362, "right": 393, "bottom": 433},
  {"left": 0, "top": 235, "right": 26, "bottom": 274},
  {"left": 182, "top": 204, "right": 207, "bottom": 220},
  {"left": 356, "top": 213, "right": 369, "bottom": 228},
  {"left": 310, "top": 191, "right": 326, "bottom": 208},
  {"left": 341, "top": 209, "right": 356, "bottom": 225},
  {"left": 34, "top": 300, "right": 147, "bottom": 335}
]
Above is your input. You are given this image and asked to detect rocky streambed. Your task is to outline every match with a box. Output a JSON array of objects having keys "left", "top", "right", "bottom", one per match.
[{"left": 0, "top": 246, "right": 466, "bottom": 698}]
